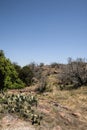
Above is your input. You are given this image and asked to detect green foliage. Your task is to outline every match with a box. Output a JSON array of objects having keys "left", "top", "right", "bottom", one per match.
[
  {"left": 0, "top": 93, "right": 41, "bottom": 125},
  {"left": 19, "top": 65, "right": 34, "bottom": 86},
  {"left": 13, "top": 62, "right": 21, "bottom": 75},
  {"left": 0, "top": 50, "right": 25, "bottom": 90},
  {"left": 0, "top": 50, "right": 5, "bottom": 57},
  {"left": 51, "top": 62, "right": 60, "bottom": 68},
  {"left": 39, "top": 63, "right": 44, "bottom": 67}
]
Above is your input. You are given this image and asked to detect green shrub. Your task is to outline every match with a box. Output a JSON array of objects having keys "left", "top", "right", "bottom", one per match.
[
  {"left": 19, "top": 65, "right": 34, "bottom": 86},
  {"left": 0, "top": 50, "right": 25, "bottom": 90}
]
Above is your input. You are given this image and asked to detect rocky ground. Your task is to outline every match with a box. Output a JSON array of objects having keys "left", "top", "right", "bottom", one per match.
[
  {"left": 0, "top": 114, "right": 35, "bottom": 130},
  {"left": 0, "top": 86, "right": 87, "bottom": 130}
]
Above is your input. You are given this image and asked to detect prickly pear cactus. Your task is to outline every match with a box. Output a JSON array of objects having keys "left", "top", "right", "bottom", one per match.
[{"left": 0, "top": 92, "right": 42, "bottom": 125}]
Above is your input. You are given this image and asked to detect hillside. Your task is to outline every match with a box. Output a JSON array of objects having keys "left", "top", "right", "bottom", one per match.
[
  {"left": 0, "top": 87, "right": 87, "bottom": 130},
  {"left": 0, "top": 63, "right": 87, "bottom": 130}
]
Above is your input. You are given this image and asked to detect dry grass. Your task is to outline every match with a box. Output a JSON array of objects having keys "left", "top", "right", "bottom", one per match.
[
  {"left": 1, "top": 85, "right": 87, "bottom": 130},
  {"left": 24, "top": 85, "right": 85, "bottom": 129}
]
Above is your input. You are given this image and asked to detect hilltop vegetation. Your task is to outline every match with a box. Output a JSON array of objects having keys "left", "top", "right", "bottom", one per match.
[{"left": 1, "top": 50, "right": 87, "bottom": 91}]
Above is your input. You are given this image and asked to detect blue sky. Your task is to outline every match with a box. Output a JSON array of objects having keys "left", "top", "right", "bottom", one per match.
[{"left": 0, "top": 0, "right": 87, "bottom": 66}]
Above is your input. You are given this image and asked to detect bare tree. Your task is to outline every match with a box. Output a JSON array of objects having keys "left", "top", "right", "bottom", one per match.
[{"left": 59, "top": 58, "right": 87, "bottom": 88}]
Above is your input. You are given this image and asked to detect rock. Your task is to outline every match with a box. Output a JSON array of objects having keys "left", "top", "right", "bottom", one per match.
[
  {"left": 0, "top": 114, "right": 35, "bottom": 130},
  {"left": 53, "top": 125, "right": 62, "bottom": 130}
]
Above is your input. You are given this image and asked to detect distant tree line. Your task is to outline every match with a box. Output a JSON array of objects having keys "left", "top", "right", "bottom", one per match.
[{"left": 0, "top": 50, "right": 87, "bottom": 91}]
